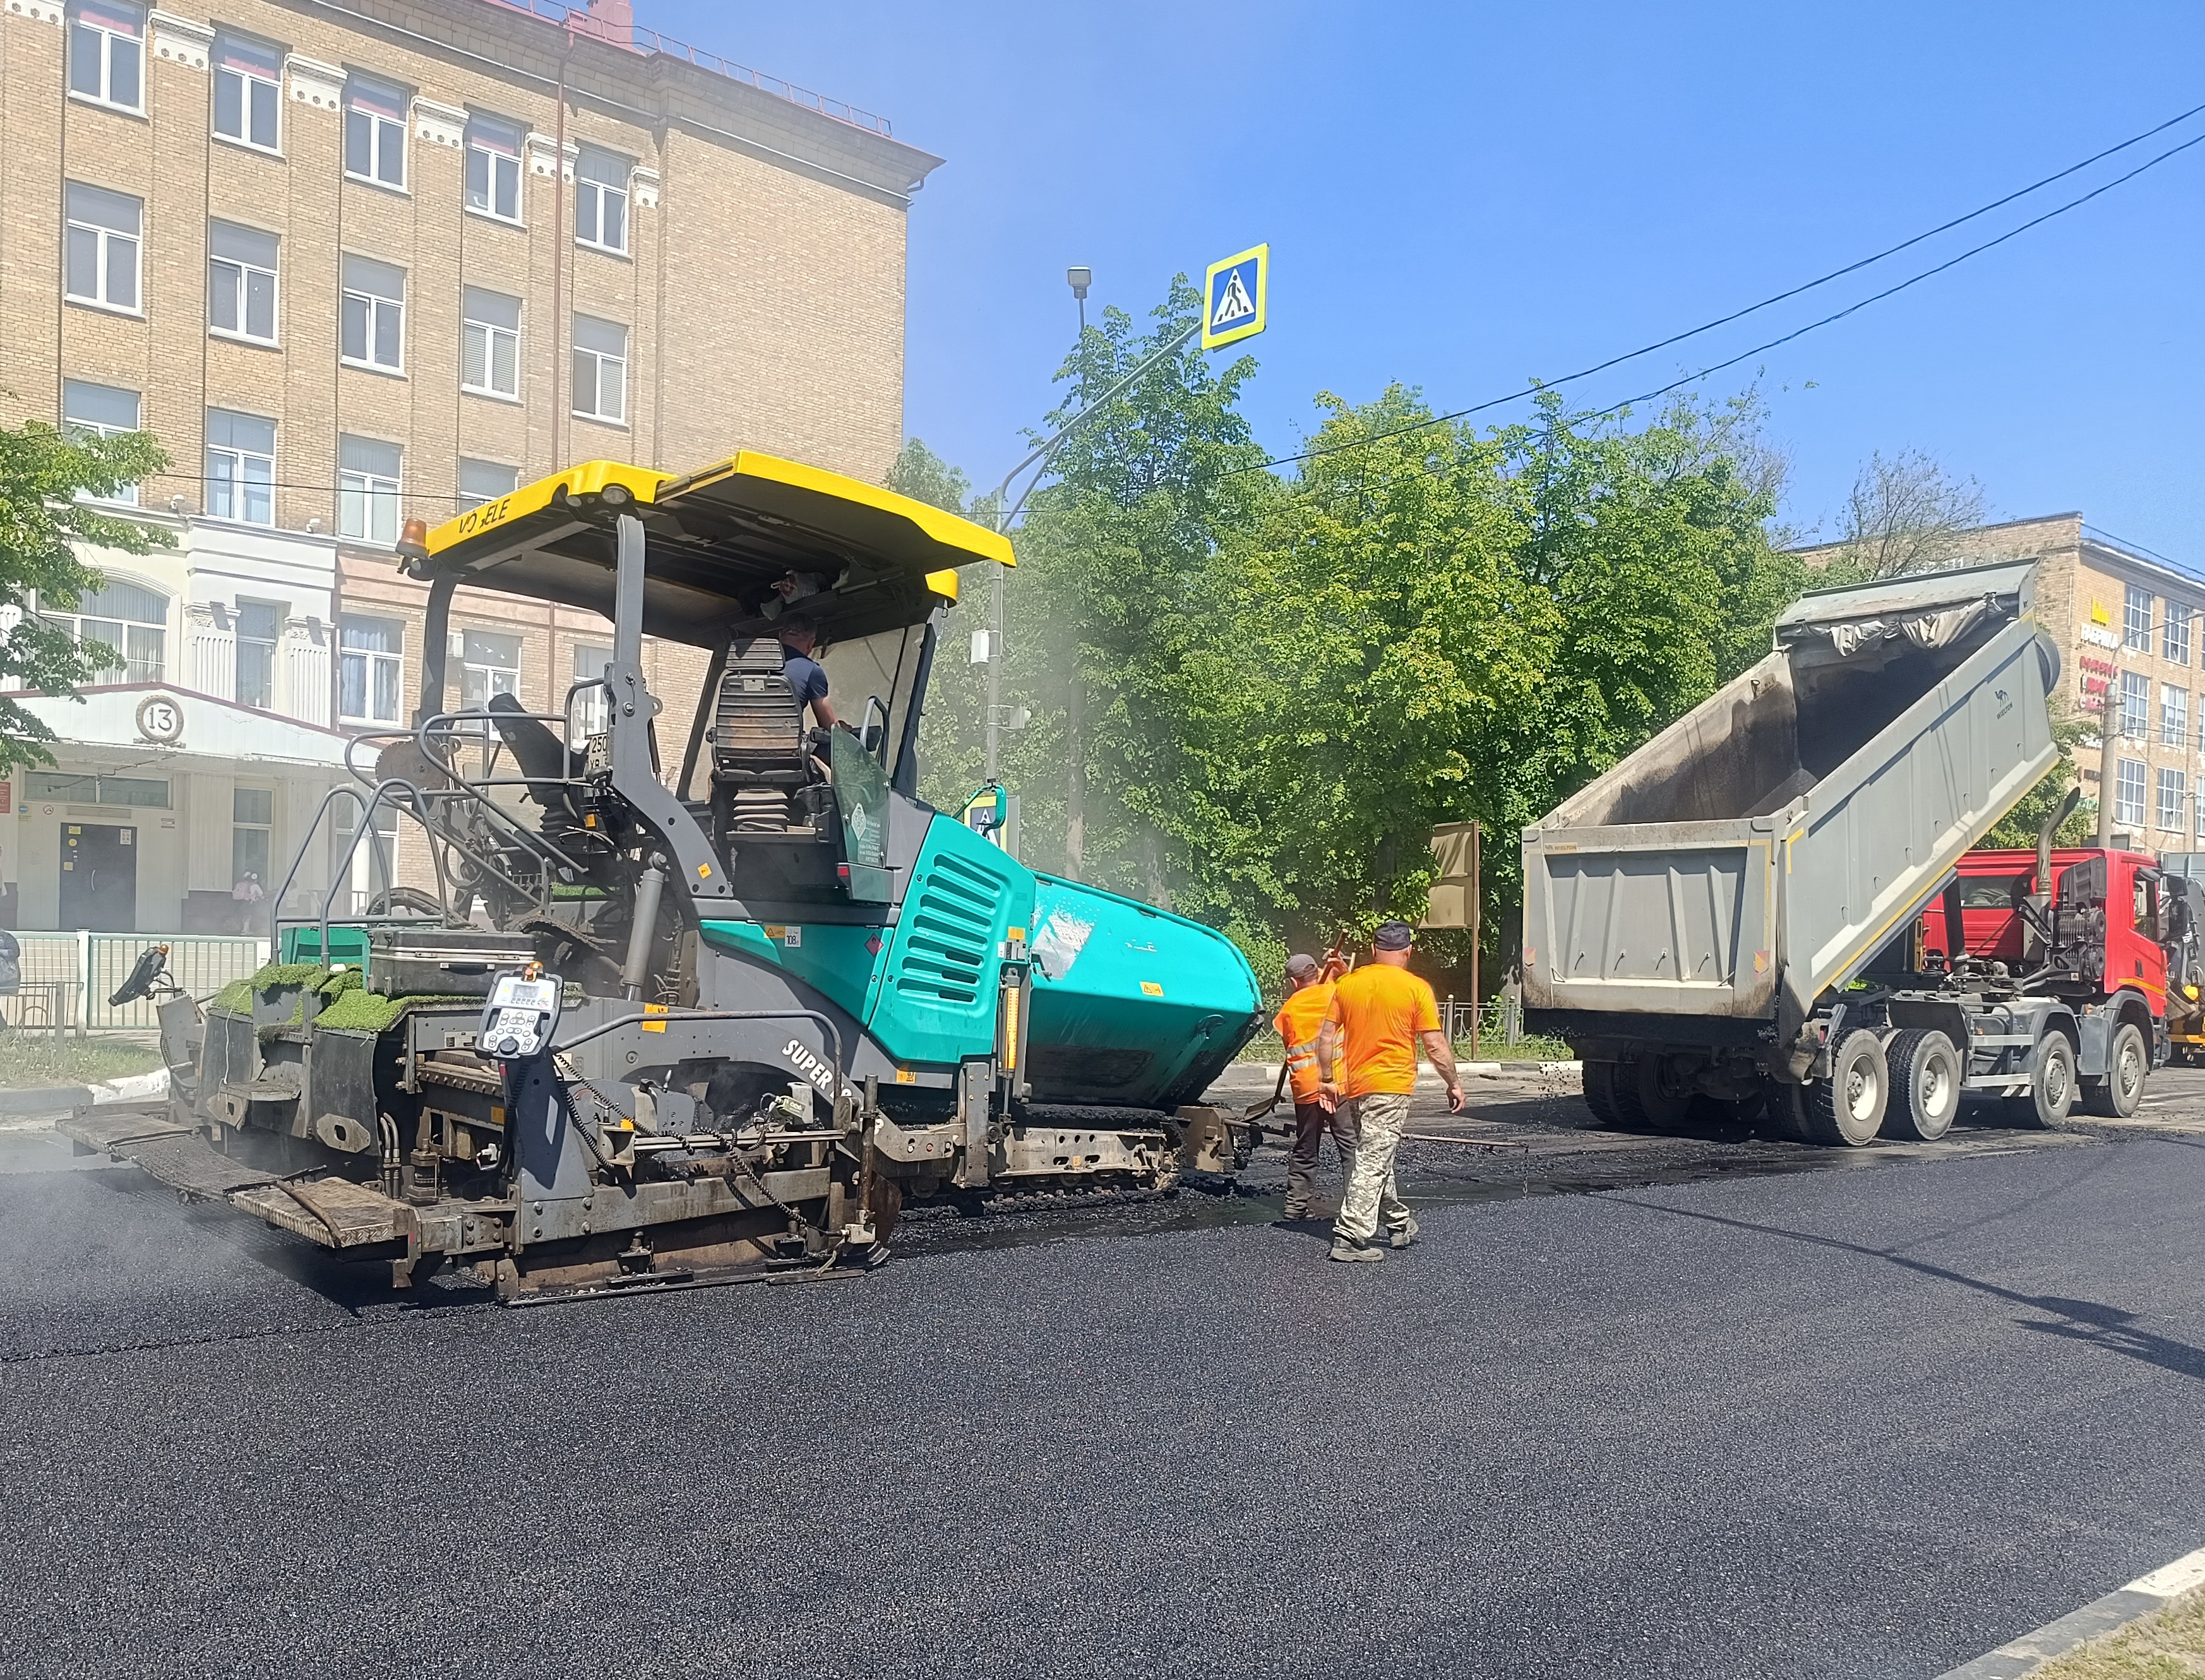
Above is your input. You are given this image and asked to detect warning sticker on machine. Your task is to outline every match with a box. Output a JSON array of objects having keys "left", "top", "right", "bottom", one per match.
[{"left": 1031, "top": 909, "right": 1093, "bottom": 979}]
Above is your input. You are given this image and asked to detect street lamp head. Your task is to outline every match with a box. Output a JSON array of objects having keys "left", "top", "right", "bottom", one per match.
[{"left": 1067, "top": 265, "right": 1092, "bottom": 301}]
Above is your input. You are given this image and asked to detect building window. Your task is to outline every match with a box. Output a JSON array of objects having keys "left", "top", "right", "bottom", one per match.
[
  {"left": 337, "top": 435, "right": 402, "bottom": 545},
  {"left": 37, "top": 576, "right": 165, "bottom": 683},
  {"left": 2116, "top": 758, "right": 2146, "bottom": 828},
  {"left": 27, "top": 770, "right": 167, "bottom": 807},
  {"left": 332, "top": 798, "right": 398, "bottom": 911},
  {"left": 2121, "top": 670, "right": 2150, "bottom": 740},
  {"left": 213, "top": 33, "right": 280, "bottom": 151},
  {"left": 208, "top": 220, "right": 278, "bottom": 345},
  {"left": 232, "top": 785, "right": 273, "bottom": 886},
  {"left": 68, "top": 1, "right": 142, "bottom": 112},
  {"left": 2167, "top": 602, "right": 2194, "bottom": 667},
  {"left": 62, "top": 379, "right": 142, "bottom": 504},
  {"left": 344, "top": 74, "right": 407, "bottom": 189},
  {"left": 338, "top": 615, "right": 402, "bottom": 722},
  {"left": 457, "top": 457, "right": 518, "bottom": 513},
  {"left": 205, "top": 408, "right": 275, "bottom": 525},
  {"left": 2165, "top": 686, "right": 2190, "bottom": 749},
  {"left": 340, "top": 254, "right": 405, "bottom": 372},
  {"left": 573, "top": 146, "right": 629, "bottom": 254},
  {"left": 2125, "top": 584, "right": 2154, "bottom": 654},
  {"left": 571, "top": 641, "right": 611, "bottom": 734},
  {"left": 235, "top": 600, "right": 282, "bottom": 709},
  {"left": 571, "top": 314, "right": 626, "bottom": 423},
  {"left": 64, "top": 182, "right": 141, "bottom": 313},
  {"left": 460, "top": 628, "right": 520, "bottom": 715},
  {"left": 465, "top": 114, "right": 523, "bottom": 222},
  {"left": 461, "top": 286, "right": 520, "bottom": 399},
  {"left": 2161, "top": 766, "right": 2189, "bottom": 833}
]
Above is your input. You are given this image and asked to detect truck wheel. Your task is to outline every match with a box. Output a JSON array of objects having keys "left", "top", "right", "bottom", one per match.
[
  {"left": 2082, "top": 1022, "right": 2148, "bottom": 1119},
  {"left": 1581, "top": 1062, "right": 1623, "bottom": 1128},
  {"left": 1791, "top": 1029, "right": 1888, "bottom": 1146},
  {"left": 1613, "top": 1056, "right": 1694, "bottom": 1135},
  {"left": 2002, "top": 1031, "right": 2076, "bottom": 1129},
  {"left": 1882, "top": 1028, "right": 1961, "bottom": 1142}
]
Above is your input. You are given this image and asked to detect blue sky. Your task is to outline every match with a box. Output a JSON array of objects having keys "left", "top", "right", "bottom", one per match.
[{"left": 648, "top": 1, "right": 2205, "bottom": 556}]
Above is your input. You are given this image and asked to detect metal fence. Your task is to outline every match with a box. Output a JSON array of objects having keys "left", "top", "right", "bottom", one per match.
[
  {"left": 11, "top": 934, "right": 270, "bottom": 1033},
  {"left": 1439, "top": 994, "right": 1525, "bottom": 1049}
]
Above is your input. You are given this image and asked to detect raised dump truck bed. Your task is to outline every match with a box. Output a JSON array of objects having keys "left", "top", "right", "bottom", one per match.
[{"left": 1520, "top": 559, "right": 2139, "bottom": 1144}]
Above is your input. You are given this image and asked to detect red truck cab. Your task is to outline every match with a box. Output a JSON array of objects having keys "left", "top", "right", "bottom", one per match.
[{"left": 1918, "top": 845, "right": 2166, "bottom": 1113}]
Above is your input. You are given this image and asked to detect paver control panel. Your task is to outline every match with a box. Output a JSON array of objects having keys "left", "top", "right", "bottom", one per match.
[{"left": 481, "top": 971, "right": 562, "bottom": 1063}]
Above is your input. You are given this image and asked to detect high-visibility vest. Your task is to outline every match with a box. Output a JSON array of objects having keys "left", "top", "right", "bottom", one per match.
[{"left": 1274, "top": 983, "right": 1336, "bottom": 1101}]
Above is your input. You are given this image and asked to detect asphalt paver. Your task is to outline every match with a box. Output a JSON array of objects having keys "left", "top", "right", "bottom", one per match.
[{"left": 4, "top": 1075, "right": 2204, "bottom": 1678}]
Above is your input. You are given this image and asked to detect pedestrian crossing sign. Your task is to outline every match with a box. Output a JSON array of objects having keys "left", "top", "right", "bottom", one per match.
[{"left": 1202, "top": 244, "right": 1268, "bottom": 351}]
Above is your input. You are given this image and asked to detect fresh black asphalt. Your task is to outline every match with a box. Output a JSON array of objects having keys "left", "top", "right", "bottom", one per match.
[{"left": 3, "top": 1087, "right": 2202, "bottom": 1679}]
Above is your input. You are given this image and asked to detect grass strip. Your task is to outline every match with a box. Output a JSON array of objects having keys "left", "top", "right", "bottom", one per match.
[{"left": 2031, "top": 1585, "right": 2205, "bottom": 1677}]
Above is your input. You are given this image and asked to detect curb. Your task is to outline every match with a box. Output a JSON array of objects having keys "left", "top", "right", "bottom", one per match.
[
  {"left": 0, "top": 1066, "right": 167, "bottom": 1122},
  {"left": 1935, "top": 1544, "right": 2205, "bottom": 1678}
]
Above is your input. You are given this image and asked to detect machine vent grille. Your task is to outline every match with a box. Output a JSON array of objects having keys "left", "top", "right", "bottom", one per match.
[{"left": 898, "top": 852, "right": 1000, "bottom": 1004}]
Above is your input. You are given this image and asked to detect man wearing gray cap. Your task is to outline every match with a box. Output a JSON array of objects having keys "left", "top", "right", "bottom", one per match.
[
  {"left": 1275, "top": 951, "right": 1347, "bottom": 1219},
  {"left": 1317, "top": 919, "right": 1464, "bottom": 1262}
]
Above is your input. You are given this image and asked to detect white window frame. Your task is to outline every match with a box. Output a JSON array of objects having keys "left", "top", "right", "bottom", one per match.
[
  {"left": 571, "top": 641, "right": 612, "bottom": 735},
  {"left": 2125, "top": 584, "right": 2154, "bottom": 655},
  {"left": 573, "top": 146, "right": 630, "bottom": 255},
  {"left": 2121, "top": 670, "right": 2151, "bottom": 741},
  {"left": 2161, "top": 766, "right": 2189, "bottom": 834},
  {"left": 2164, "top": 685, "right": 2190, "bottom": 751},
  {"left": 2116, "top": 758, "right": 2147, "bottom": 828},
  {"left": 465, "top": 114, "right": 524, "bottom": 225},
  {"left": 205, "top": 408, "right": 276, "bottom": 527},
  {"left": 64, "top": 182, "right": 141, "bottom": 315},
  {"left": 62, "top": 378, "right": 143, "bottom": 505},
  {"left": 212, "top": 33, "right": 281, "bottom": 153},
  {"left": 2168, "top": 602, "right": 2194, "bottom": 667},
  {"left": 570, "top": 314, "right": 627, "bottom": 425},
  {"left": 340, "top": 255, "right": 405, "bottom": 374},
  {"left": 343, "top": 75, "right": 408, "bottom": 191},
  {"left": 457, "top": 458, "right": 519, "bottom": 514},
  {"left": 234, "top": 599, "right": 284, "bottom": 710},
  {"left": 338, "top": 614, "right": 403, "bottom": 724},
  {"left": 337, "top": 435, "right": 402, "bottom": 546},
  {"left": 460, "top": 628, "right": 522, "bottom": 718},
  {"left": 38, "top": 576, "right": 166, "bottom": 684},
  {"left": 208, "top": 220, "right": 280, "bottom": 347},
  {"left": 68, "top": 2, "right": 143, "bottom": 114},
  {"left": 460, "top": 287, "right": 521, "bottom": 400}
]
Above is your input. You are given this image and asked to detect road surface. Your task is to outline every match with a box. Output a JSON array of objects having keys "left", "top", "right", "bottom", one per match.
[{"left": 4, "top": 1069, "right": 2204, "bottom": 1678}]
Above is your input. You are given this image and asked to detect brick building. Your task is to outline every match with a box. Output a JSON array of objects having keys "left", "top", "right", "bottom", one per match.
[
  {"left": 0, "top": 0, "right": 939, "bottom": 931},
  {"left": 1794, "top": 514, "right": 2205, "bottom": 852}
]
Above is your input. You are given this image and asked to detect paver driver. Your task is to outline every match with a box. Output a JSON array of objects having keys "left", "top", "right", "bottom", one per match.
[{"left": 71, "top": 450, "right": 1264, "bottom": 1299}]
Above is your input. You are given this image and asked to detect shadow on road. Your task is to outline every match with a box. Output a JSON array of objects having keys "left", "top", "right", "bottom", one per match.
[{"left": 1608, "top": 1189, "right": 2205, "bottom": 1383}]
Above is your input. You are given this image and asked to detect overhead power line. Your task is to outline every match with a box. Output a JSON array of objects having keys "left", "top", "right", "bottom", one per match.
[{"left": 1214, "top": 100, "right": 2205, "bottom": 480}]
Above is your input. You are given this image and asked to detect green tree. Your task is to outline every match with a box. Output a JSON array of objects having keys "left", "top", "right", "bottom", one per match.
[{"left": 0, "top": 418, "right": 171, "bottom": 773}]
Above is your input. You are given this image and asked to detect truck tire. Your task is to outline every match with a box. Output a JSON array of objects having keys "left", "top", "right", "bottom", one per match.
[
  {"left": 1612, "top": 1056, "right": 1694, "bottom": 1135},
  {"left": 2001, "top": 1030, "right": 2076, "bottom": 1129},
  {"left": 1791, "top": 1029, "right": 1888, "bottom": 1146},
  {"left": 1882, "top": 1028, "right": 1961, "bottom": 1143},
  {"left": 1581, "top": 1061, "right": 1623, "bottom": 1128},
  {"left": 2082, "top": 1022, "right": 2148, "bottom": 1119}
]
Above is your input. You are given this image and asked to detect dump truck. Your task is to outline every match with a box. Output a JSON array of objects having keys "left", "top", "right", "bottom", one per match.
[
  {"left": 66, "top": 450, "right": 1264, "bottom": 1299},
  {"left": 1521, "top": 557, "right": 2161, "bottom": 1143}
]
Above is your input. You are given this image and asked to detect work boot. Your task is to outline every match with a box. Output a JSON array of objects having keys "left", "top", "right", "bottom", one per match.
[
  {"left": 1281, "top": 1200, "right": 1312, "bottom": 1220},
  {"left": 1329, "top": 1237, "right": 1385, "bottom": 1263},
  {"left": 1389, "top": 1217, "right": 1420, "bottom": 1251}
]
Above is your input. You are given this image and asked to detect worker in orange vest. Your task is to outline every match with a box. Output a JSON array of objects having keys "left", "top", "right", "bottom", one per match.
[
  {"left": 1317, "top": 920, "right": 1464, "bottom": 1262},
  {"left": 1276, "top": 951, "right": 1351, "bottom": 1220}
]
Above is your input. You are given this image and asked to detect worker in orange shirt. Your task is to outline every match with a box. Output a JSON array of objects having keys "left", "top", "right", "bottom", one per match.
[
  {"left": 1276, "top": 952, "right": 1350, "bottom": 1220},
  {"left": 1317, "top": 919, "right": 1464, "bottom": 1263}
]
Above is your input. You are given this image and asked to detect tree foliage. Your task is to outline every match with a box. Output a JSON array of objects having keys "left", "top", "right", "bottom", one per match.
[
  {"left": 1829, "top": 447, "right": 1989, "bottom": 578},
  {"left": 900, "top": 285, "right": 1965, "bottom": 991},
  {"left": 0, "top": 419, "right": 172, "bottom": 773}
]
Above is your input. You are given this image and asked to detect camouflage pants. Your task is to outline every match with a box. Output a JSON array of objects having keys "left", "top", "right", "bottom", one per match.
[
  {"left": 1286, "top": 1098, "right": 1356, "bottom": 1212},
  {"left": 1332, "top": 1091, "right": 1413, "bottom": 1245}
]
